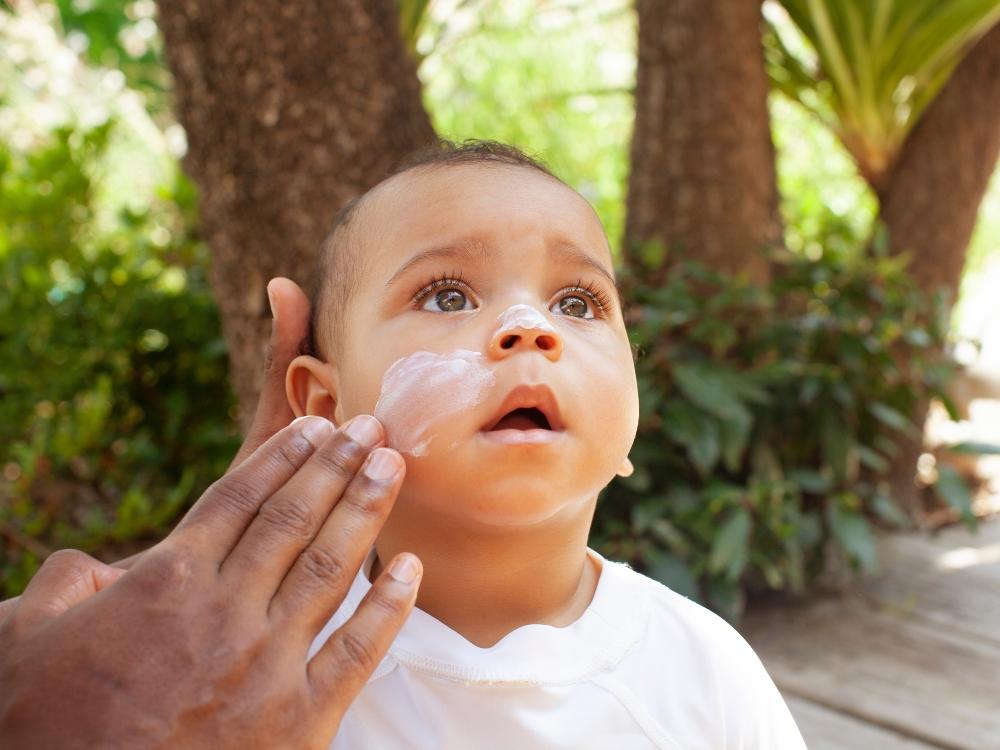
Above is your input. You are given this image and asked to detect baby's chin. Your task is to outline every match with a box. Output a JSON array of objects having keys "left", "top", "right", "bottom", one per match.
[{"left": 392, "top": 435, "right": 610, "bottom": 528}]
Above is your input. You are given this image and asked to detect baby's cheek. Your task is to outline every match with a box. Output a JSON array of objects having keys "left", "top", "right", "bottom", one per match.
[
  {"left": 373, "top": 349, "right": 495, "bottom": 457},
  {"left": 586, "top": 351, "right": 640, "bottom": 440}
]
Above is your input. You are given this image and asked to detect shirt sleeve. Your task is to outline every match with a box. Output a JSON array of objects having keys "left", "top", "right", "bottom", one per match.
[{"left": 718, "top": 630, "right": 808, "bottom": 750}]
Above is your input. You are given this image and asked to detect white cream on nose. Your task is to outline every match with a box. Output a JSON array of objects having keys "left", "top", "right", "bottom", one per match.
[
  {"left": 495, "top": 304, "right": 556, "bottom": 335},
  {"left": 373, "top": 349, "right": 496, "bottom": 457}
]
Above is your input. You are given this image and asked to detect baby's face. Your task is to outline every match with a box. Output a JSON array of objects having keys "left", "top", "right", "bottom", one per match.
[{"left": 304, "top": 164, "right": 638, "bottom": 528}]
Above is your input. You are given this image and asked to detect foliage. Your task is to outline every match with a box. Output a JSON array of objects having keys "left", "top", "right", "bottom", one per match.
[
  {"left": 763, "top": 0, "right": 1000, "bottom": 191},
  {"left": 0, "top": 119, "right": 240, "bottom": 596},
  {"left": 418, "top": 0, "right": 635, "bottom": 254},
  {"left": 770, "top": 93, "right": 878, "bottom": 261},
  {"left": 593, "top": 239, "right": 964, "bottom": 623},
  {"left": 52, "top": 0, "right": 171, "bottom": 117}
]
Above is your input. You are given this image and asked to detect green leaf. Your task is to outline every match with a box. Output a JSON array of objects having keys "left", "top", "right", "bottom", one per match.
[
  {"left": 708, "top": 508, "right": 753, "bottom": 580},
  {"left": 868, "top": 401, "right": 920, "bottom": 437},
  {"left": 719, "top": 407, "right": 753, "bottom": 473},
  {"left": 662, "top": 400, "right": 721, "bottom": 476},
  {"left": 827, "top": 504, "right": 879, "bottom": 573},
  {"left": 856, "top": 444, "right": 889, "bottom": 473},
  {"left": 870, "top": 491, "right": 911, "bottom": 528},
  {"left": 672, "top": 362, "right": 752, "bottom": 423},
  {"left": 945, "top": 442, "right": 1000, "bottom": 456},
  {"left": 820, "top": 406, "right": 854, "bottom": 482},
  {"left": 787, "top": 468, "right": 833, "bottom": 494},
  {"left": 934, "top": 465, "right": 976, "bottom": 525}
]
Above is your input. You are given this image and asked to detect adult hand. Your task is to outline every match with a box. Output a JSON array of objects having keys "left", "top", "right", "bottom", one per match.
[{"left": 0, "top": 411, "right": 419, "bottom": 749}]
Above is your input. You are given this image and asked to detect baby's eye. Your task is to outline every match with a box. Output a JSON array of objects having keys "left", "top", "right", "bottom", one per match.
[
  {"left": 551, "top": 293, "right": 595, "bottom": 319},
  {"left": 421, "top": 287, "right": 475, "bottom": 313}
]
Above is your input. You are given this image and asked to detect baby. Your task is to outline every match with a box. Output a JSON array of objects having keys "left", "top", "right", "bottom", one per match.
[{"left": 284, "top": 140, "right": 807, "bottom": 749}]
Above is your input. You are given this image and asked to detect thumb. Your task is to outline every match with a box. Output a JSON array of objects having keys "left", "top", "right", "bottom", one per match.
[
  {"left": 230, "top": 277, "right": 311, "bottom": 469},
  {"left": 9, "top": 549, "right": 126, "bottom": 632}
]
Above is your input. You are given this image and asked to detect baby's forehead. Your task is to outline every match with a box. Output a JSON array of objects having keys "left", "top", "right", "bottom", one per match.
[{"left": 353, "top": 164, "right": 613, "bottom": 274}]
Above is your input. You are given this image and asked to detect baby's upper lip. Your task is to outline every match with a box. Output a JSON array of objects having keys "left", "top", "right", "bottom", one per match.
[{"left": 481, "top": 383, "right": 565, "bottom": 432}]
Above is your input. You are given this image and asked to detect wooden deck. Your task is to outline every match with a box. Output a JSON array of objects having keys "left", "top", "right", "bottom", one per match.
[{"left": 739, "top": 515, "right": 1000, "bottom": 750}]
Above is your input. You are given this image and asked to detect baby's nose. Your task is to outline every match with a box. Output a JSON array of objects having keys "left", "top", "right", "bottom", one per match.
[{"left": 488, "top": 304, "right": 563, "bottom": 361}]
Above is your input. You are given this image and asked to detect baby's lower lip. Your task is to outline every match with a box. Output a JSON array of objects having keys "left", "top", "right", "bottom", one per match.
[{"left": 478, "top": 428, "right": 564, "bottom": 446}]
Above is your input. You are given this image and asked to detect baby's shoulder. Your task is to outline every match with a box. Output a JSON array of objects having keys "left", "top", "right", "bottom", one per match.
[
  {"left": 609, "top": 561, "right": 750, "bottom": 653},
  {"left": 601, "top": 561, "right": 807, "bottom": 748},
  {"left": 605, "top": 560, "right": 779, "bottom": 698}
]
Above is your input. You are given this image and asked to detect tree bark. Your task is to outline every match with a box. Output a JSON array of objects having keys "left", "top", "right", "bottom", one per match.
[
  {"left": 624, "top": 0, "right": 781, "bottom": 285},
  {"left": 158, "top": 0, "right": 436, "bottom": 426},
  {"left": 877, "top": 22, "right": 1000, "bottom": 515},
  {"left": 879, "top": 22, "right": 1000, "bottom": 305}
]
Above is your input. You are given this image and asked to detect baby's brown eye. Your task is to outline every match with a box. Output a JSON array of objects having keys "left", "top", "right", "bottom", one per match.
[
  {"left": 557, "top": 295, "right": 591, "bottom": 319},
  {"left": 425, "top": 288, "right": 468, "bottom": 312}
]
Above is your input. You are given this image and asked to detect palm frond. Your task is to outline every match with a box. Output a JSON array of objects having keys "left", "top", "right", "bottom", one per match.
[{"left": 765, "top": 0, "right": 1000, "bottom": 191}]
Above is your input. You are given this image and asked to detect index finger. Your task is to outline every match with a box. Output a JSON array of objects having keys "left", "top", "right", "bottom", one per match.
[
  {"left": 0, "top": 595, "right": 19, "bottom": 626},
  {"left": 172, "top": 416, "right": 333, "bottom": 563}
]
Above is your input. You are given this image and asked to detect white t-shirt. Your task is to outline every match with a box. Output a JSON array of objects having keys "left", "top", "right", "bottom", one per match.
[{"left": 309, "top": 546, "right": 807, "bottom": 750}]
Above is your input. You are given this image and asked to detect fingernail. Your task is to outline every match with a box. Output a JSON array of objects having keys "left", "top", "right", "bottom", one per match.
[
  {"left": 267, "top": 281, "right": 278, "bottom": 322},
  {"left": 299, "top": 416, "right": 333, "bottom": 446},
  {"left": 365, "top": 449, "right": 399, "bottom": 481},
  {"left": 388, "top": 554, "right": 420, "bottom": 585},
  {"left": 345, "top": 415, "right": 381, "bottom": 448}
]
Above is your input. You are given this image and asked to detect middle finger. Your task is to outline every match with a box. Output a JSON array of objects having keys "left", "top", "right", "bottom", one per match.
[{"left": 218, "top": 414, "right": 384, "bottom": 598}]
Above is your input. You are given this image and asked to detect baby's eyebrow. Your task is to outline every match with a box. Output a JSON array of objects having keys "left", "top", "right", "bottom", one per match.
[{"left": 383, "top": 239, "right": 623, "bottom": 309}]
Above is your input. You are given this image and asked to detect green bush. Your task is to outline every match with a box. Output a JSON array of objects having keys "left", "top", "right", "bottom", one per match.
[
  {"left": 592, "top": 239, "right": 963, "bottom": 623},
  {"left": 0, "top": 120, "right": 240, "bottom": 596}
]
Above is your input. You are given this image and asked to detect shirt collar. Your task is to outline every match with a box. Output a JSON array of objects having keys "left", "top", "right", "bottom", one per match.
[{"left": 343, "top": 546, "right": 645, "bottom": 685}]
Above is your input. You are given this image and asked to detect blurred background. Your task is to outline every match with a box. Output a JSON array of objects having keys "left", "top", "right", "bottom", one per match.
[{"left": 3, "top": 1, "right": 1000, "bottom": 746}]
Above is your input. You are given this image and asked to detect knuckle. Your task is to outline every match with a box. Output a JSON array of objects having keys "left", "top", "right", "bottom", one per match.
[
  {"left": 337, "top": 630, "right": 379, "bottom": 673},
  {"left": 314, "top": 440, "right": 360, "bottom": 480},
  {"left": 345, "top": 482, "right": 392, "bottom": 519},
  {"left": 257, "top": 495, "right": 316, "bottom": 539},
  {"left": 43, "top": 548, "right": 89, "bottom": 571},
  {"left": 271, "top": 435, "right": 315, "bottom": 471},
  {"left": 367, "top": 588, "right": 405, "bottom": 619},
  {"left": 298, "top": 546, "right": 347, "bottom": 588},
  {"left": 210, "top": 475, "right": 262, "bottom": 520},
  {"left": 136, "top": 546, "right": 196, "bottom": 596}
]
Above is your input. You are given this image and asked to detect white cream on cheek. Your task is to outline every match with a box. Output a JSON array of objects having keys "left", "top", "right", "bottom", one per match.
[
  {"left": 373, "top": 349, "right": 496, "bottom": 457},
  {"left": 495, "top": 303, "right": 556, "bottom": 334}
]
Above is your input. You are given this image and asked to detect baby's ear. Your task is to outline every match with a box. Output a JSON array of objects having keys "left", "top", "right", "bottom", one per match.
[{"left": 285, "top": 355, "right": 340, "bottom": 424}]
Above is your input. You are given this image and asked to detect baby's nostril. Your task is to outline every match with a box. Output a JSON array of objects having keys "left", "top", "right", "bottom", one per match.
[
  {"left": 500, "top": 334, "right": 519, "bottom": 349},
  {"left": 536, "top": 335, "right": 555, "bottom": 351}
]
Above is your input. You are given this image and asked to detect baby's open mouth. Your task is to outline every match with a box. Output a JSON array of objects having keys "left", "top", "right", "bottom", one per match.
[
  {"left": 480, "top": 384, "right": 565, "bottom": 434},
  {"left": 487, "top": 407, "right": 552, "bottom": 431}
]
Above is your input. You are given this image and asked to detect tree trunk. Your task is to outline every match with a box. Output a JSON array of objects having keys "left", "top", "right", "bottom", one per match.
[
  {"left": 877, "top": 22, "right": 1000, "bottom": 515},
  {"left": 158, "top": 0, "right": 436, "bottom": 426},
  {"left": 879, "top": 22, "right": 1000, "bottom": 305},
  {"left": 624, "top": 0, "right": 781, "bottom": 285}
]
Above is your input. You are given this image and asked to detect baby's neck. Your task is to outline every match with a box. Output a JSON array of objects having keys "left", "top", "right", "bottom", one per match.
[{"left": 368, "top": 497, "right": 600, "bottom": 649}]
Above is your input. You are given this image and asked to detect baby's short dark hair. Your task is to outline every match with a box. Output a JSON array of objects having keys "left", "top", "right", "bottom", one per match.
[{"left": 304, "top": 139, "right": 559, "bottom": 361}]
